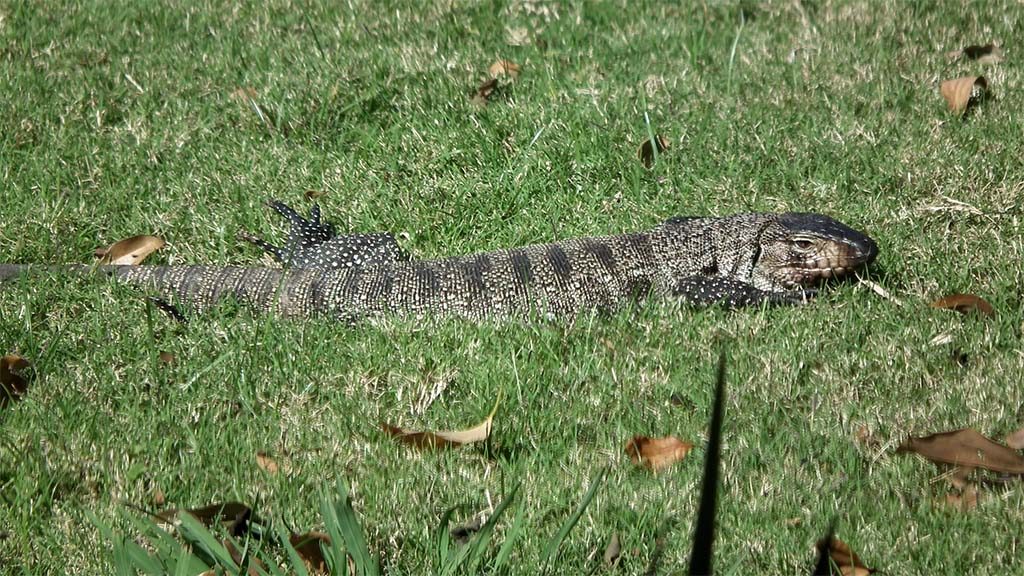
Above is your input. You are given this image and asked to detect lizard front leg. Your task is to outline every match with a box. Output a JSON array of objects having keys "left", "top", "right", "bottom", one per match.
[
  {"left": 671, "top": 276, "right": 815, "bottom": 308},
  {"left": 240, "top": 200, "right": 411, "bottom": 270}
]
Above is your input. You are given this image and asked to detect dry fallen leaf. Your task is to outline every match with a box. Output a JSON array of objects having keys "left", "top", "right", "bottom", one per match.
[
  {"left": 941, "top": 484, "right": 981, "bottom": 512},
  {"left": 946, "top": 466, "right": 975, "bottom": 490},
  {"left": 1006, "top": 427, "right": 1024, "bottom": 450},
  {"left": 930, "top": 293, "right": 995, "bottom": 318},
  {"left": 625, "top": 435, "right": 693, "bottom": 472},
  {"left": 488, "top": 59, "right": 520, "bottom": 79},
  {"left": 940, "top": 76, "right": 987, "bottom": 115},
  {"left": 1, "top": 354, "right": 30, "bottom": 406},
  {"left": 224, "top": 537, "right": 266, "bottom": 576},
  {"left": 471, "top": 78, "right": 499, "bottom": 107},
  {"left": 255, "top": 451, "right": 279, "bottom": 475},
  {"left": 816, "top": 536, "right": 876, "bottom": 575},
  {"left": 304, "top": 189, "right": 327, "bottom": 200},
  {"left": 230, "top": 86, "right": 259, "bottom": 102},
  {"left": 95, "top": 235, "right": 165, "bottom": 265},
  {"left": 638, "top": 135, "right": 669, "bottom": 169},
  {"left": 157, "top": 501, "right": 256, "bottom": 535},
  {"left": 603, "top": 532, "right": 621, "bottom": 566},
  {"left": 947, "top": 43, "right": 1003, "bottom": 65},
  {"left": 157, "top": 351, "right": 175, "bottom": 364},
  {"left": 897, "top": 428, "right": 1024, "bottom": 474},
  {"left": 383, "top": 394, "right": 500, "bottom": 450},
  {"left": 290, "top": 531, "right": 331, "bottom": 574},
  {"left": 153, "top": 486, "right": 166, "bottom": 507},
  {"left": 854, "top": 425, "right": 880, "bottom": 449}
]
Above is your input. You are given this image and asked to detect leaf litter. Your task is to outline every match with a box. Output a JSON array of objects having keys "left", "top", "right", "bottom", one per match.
[
  {"left": 939, "top": 76, "right": 988, "bottom": 115},
  {"left": 625, "top": 435, "right": 693, "bottom": 472},
  {"left": 383, "top": 392, "right": 501, "bottom": 449},
  {"left": 930, "top": 293, "right": 995, "bottom": 318},
  {"left": 94, "top": 235, "right": 165, "bottom": 265},
  {"left": 1, "top": 354, "right": 30, "bottom": 407}
]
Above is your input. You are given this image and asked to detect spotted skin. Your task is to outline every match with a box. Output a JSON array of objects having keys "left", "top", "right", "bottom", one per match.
[
  {"left": 240, "top": 201, "right": 410, "bottom": 270},
  {"left": 75, "top": 209, "right": 878, "bottom": 321},
  {"left": 0, "top": 208, "right": 877, "bottom": 320}
]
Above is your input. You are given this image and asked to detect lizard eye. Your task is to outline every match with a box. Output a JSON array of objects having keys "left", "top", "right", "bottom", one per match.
[{"left": 792, "top": 239, "right": 815, "bottom": 251}]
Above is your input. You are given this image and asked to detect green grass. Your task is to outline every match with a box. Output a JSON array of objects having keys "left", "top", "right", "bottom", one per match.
[{"left": 2, "top": 0, "right": 1023, "bottom": 573}]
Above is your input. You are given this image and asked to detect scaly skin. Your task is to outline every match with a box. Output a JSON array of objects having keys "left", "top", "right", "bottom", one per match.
[{"left": 0, "top": 205, "right": 878, "bottom": 321}]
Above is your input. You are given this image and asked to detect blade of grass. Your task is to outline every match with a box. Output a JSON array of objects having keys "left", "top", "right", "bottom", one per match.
[
  {"left": 492, "top": 494, "right": 528, "bottom": 570},
  {"left": 688, "top": 350, "right": 727, "bottom": 575},
  {"left": 327, "top": 478, "right": 380, "bottom": 576},
  {"left": 435, "top": 506, "right": 459, "bottom": 572},
  {"left": 177, "top": 512, "right": 240, "bottom": 570},
  {"left": 464, "top": 483, "right": 521, "bottom": 573},
  {"left": 542, "top": 465, "right": 609, "bottom": 571},
  {"left": 276, "top": 524, "right": 312, "bottom": 576}
]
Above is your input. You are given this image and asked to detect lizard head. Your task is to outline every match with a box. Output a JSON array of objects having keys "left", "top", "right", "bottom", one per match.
[{"left": 753, "top": 213, "right": 878, "bottom": 291}]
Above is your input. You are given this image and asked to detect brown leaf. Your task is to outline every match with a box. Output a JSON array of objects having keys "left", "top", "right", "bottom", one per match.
[
  {"left": 471, "top": 78, "right": 499, "bottom": 107},
  {"left": 816, "top": 536, "right": 876, "bottom": 575},
  {"left": 157, "top": 501, "right": 254, "bottom": 528},
  {"left": 603, "top": 532, "right": 621, "bottom": 566},
  {"left": 946, "top": 466, "right": 975, "bottom": 490},
  {"left": 941, "top": 484, "right": 981, "bottom": 512},
  {"left": 1006, "top": 427, "right": 1024, "bottom": 450},
  {"left": 1, "top": 354, "right": 30, "bottom": 406},
  {"left": 897, "top": 428, "right": 1024, "bottom": 474},
  {"left": 157, "top": 351, "right": 175, "bottom": 364},
  {"left": 948, "top": 43, "right": 1003, "bottom": 65},
  {"left": 95, "top": 235, "right": 165, "bottom": 265},
  {"left": 637, "top": 135, "right": 669, "bottom": 169},
  {"left": 304, "top": 189, "right": 327, "bottom": 200},
  {"left": 255, "top": 451, "right": 279, "bottom": 475},
  {"left": 940, "top": 76, "right": 988, "bottom": 115},
  {"left": 488, "top": 59, "right": 520, "bottom": 79},
  {"left": 230, "top": 87, "right": 259, "bottom": 102},
  {"left": 290, "top": 531, "right": 331, "bottom": 575},
  {"left": 930, "top": 293, "right": 994, "bottom": 318},
  {"left": 224, "top": 538, "right": 266, "bottom": 576},
  {"left": 383, "top": 394, "right": 500, "bottom": 450},
  {"left": 153, "top": 486, "right": 166, "bottom": 507},
  {"left": 624, "top": 435, "right": 693, "bottom": 472}
]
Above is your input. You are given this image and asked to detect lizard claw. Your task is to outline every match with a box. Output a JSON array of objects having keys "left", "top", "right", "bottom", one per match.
[{"left": 774, "top": 289, "right": 818, "bottom": 306}]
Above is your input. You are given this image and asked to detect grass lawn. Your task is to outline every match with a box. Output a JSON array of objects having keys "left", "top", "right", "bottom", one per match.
[{"left": 2, "top": 0, "right": 1023, "bottom": 573}]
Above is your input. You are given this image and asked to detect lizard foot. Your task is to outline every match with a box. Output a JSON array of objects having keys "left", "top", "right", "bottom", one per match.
[{"left": 241, "top": 200, "right": 411, "bottom": 271}]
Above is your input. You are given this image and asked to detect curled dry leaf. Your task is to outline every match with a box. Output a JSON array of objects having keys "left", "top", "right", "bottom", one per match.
[
  {"left": 488, "top": 59, "right": 520, "bottom": 79},
  {"left": 224, "top": 538, "right": 266, "bottom": 576},
  {"left": 946, "top": 466, "right": 975, "bottom": 490},
  {"left": 947, "top": 43, "right": 1003, "bottom": 65},
  {"left": 941, "top": 484, "right": 981, "bottom": 512},
  {"left": 471, "top": 78, "right": 499, "bottom": 107},
  {"left": 930, "top": 293, "right": 994, "bottom": 318},
  {"left": 1, "top": 354, "right": 30, "bottom": 406},
  {"left": 940, "top": 76, "right": 987, "bottom": 115},
  {"left": 897, "top": 428, "right": 1024, "bottom": 474},
  {"left": 625, "top": 435, "right": 693, "bottom": 472},
  {"left": 816, "top": 536, "right": 876, "bottom": 575},
  {"left": 95, "top": 235, "right": 165, "bottom": 265},
  {"left": 229, "top": 86, "right": 259, "bottom": 102},
  {"left": 1006, "top": 427, "right": 1024, "bottom": 450},
  {"left": 290, "top": 532, "right": 331, "bottom": 575},
  {"left": 603, "top": 532, "right": 621, "bottom": 566},
  {"left": 638, "top": 135, "right": 669, "bottom": 169},
  {"left": 255, "top": 451, "right": 279, "bottom": 475},
  {"left": 157, "top": 501, "right": 255, "bottom": 531},
  {"left": 383, "top": 393, "right": 500, "bottom": 450}
]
